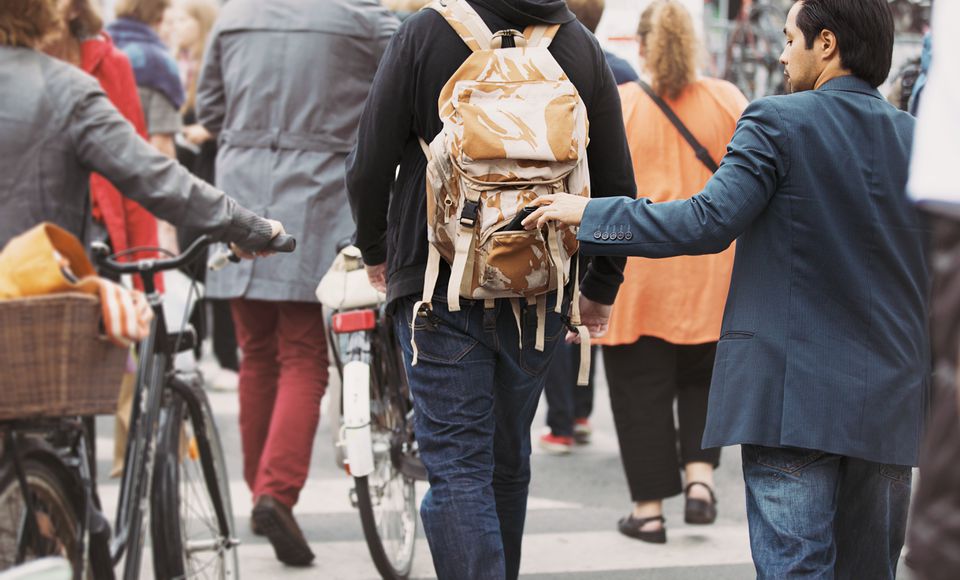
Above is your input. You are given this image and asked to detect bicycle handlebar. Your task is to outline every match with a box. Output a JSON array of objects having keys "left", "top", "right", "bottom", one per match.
[{"left": 93, "top": 233, "right": 296, "bottom": 276}]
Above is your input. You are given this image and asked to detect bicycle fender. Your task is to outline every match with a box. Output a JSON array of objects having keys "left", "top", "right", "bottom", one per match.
[{"left": 342, "top": 361, "right": 375, "bottom": 477}]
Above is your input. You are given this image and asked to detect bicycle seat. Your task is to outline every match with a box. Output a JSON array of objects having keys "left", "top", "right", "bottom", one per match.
[{"left": 316, "top": 246, "right": 384, "bottom": 310}]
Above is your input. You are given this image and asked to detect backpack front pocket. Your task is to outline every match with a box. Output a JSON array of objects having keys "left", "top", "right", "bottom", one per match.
[{"left": 477, "top": 229, "right": 552, "bottom": 295}]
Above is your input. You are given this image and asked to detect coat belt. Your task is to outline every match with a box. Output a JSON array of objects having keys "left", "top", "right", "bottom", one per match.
[{"left": 220, "top": 129, "right": 352, "bottom": 153}]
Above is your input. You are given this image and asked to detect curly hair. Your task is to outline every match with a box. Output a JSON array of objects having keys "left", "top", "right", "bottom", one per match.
[
  {"left": 638, "top": 0, "right": 699, "bottom": 100},
  {"left": 0, "top": 0, "right": 61, "bottom": 48}
]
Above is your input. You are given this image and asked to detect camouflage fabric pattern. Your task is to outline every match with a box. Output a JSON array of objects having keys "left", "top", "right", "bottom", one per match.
[{"left": 424, "top": 1, "right": 590, "bottom": 300}]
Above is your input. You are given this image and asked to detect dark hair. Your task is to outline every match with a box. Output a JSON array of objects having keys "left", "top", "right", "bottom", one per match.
[
  {"left": 566, "top": 0, "right": 605, "bottom": 34},
  {"left": 795, "top": 0, "right": 894, "bottom": 87}
]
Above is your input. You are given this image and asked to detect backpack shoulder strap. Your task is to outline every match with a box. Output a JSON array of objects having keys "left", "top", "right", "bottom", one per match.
[
  {"left": 427, "top": 0, "right": 493, "bottom": 52},
  {"left": 523, "top": 24, "right": 561, "bottom": 49},
  {"left": 636, "top": 80, "right": 719, "bottom": 173}
]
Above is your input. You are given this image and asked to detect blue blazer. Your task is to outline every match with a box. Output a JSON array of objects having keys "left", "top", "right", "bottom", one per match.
[{"left": 580, "top": 76, "right": 929, "bottom": 466}]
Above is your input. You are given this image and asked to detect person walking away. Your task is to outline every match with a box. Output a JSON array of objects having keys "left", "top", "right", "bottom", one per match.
[
  {"left": 346, "top": 1, "right": 635, "bottom": 578},
  {"left": 594, "top": 0, "right": 747, "bottom": 543},
  {"left": 40, "top": 0, "right": 165, "bottom": 479},
  {"left": 537, "top": 0, "right": 639, "bottom": 456},
  {"left": 905, "top": 1, "right": 960, "bottom": 578},
  {"left": 168, "top": 0, "right": 240, "bottom": 390},
  {"left": 0, "top": 0, "right": 285, "bottom": 295},
  {"left": 196, "top": 0, "right": 399, "bottom": 567},
  {"left": 107, "top": 0, "right": 183, "bottom": 256},
  {"left": 524, "top": 0, "right": 927, "bottom": 577}
]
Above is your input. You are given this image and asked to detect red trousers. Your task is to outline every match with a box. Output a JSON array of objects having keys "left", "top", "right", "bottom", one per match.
[{"left": 231, "top": 299, "right": 328, "bottom": 508}]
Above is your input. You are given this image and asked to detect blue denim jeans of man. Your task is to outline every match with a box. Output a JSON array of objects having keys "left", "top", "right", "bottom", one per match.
[
  {"left": 741, "top": 445, "right": 912, "bottom": 580},
  {"left": 395, "top": 292, "right": 566, "bottom": 580}
]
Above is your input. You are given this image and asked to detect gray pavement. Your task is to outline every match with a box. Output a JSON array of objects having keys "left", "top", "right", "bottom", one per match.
[{"left": 95, "top": 354, "right": 913, "bottom": 579}]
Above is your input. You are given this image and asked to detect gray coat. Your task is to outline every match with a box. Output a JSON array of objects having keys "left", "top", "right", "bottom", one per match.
[
  {"left": 0, "top": 46, "right": 266, "bottom": 250},
  {"left": 197, "top": 0, "right": 399, "bottom": 302}
]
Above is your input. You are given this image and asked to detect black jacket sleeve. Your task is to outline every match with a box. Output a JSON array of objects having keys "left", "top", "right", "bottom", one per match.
[
  {"left": 579, "top": 44, "right": 636, "bottom": 305},
  {"left": 345, "top": 25, "right": 415, "bottom": 266}
]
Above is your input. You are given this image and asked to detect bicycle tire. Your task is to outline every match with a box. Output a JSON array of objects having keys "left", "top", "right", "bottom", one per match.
[
  {"left": 354, "top": 473, "right": 416, "bottom": 580},
  {"left": 151, "top": 390, "right": 239, "bottom": 579},
  {"left": 0, "top": 454, "right": 81, "bottom": 573}
]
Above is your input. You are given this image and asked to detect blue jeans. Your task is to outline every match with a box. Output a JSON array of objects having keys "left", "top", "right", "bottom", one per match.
[
  {"left": 741, "top": 445, "right": 912, "bottom": 580},
  {"left": 395, "top": 293, "right": 565, "bottom": 580}
]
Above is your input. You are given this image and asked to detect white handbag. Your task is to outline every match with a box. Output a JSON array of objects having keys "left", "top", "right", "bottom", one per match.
[{"left": 315, "top": 246, "right": 385, "bottom": 311}]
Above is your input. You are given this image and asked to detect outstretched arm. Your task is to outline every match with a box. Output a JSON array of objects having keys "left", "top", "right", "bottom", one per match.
[{"left": 525, "top": 98, "right": 790, "bottom": 258}]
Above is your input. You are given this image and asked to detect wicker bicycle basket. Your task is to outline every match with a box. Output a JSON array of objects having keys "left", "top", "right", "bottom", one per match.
[{"left": 0, "top": 293, "right": 127, "bottom": 420}]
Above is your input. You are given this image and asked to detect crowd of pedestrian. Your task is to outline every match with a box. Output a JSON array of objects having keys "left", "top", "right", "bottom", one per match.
[{"left": 0, "top": 0, "right": 956, "bottom": 578}]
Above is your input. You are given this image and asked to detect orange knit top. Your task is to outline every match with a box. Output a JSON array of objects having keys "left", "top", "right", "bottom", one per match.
[{"left": 597, "top": 78, "right": 748, "bottom": 347}]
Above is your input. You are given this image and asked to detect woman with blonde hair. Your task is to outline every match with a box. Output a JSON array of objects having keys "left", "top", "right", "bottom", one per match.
[
  {"left": 595, "top": 0, "right": 748, "bottom": 544},
  {"left": 169, "top": 0, "right": 242, "bottom": 388}
]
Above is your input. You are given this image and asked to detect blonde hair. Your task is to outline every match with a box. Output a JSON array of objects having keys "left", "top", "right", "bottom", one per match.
[
  {"left": 638, "top": 0, "right": 698, "bottom": 100},
  {"left": 175, "top": 0, "right": 217, "bottom": 111},
  {"left": 0, "top": 0, "right": 60, "bottom": 47},
  {"left": 115, "top": 0, "right": 170, "bottom": 26}
]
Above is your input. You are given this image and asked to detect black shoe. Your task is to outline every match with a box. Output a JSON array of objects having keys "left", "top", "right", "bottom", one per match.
[
  {"left": 249, "top": 514, "right": 264, "bottom": 536},
  {"left": 617, "top": 515, "right": 667, "bottom": 544},
  {"left": 684, "top": 482, "right": 718, "bottom": 525},
  {"left": 252, "top": 495, "right": 315, "bottom": 566}
]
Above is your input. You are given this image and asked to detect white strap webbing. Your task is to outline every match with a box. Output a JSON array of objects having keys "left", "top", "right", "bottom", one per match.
[
  {"left": 411, "top": 244, "right": 443, "bottom": 367},
  {"left": 569, "top": 258, "right": 591, "bottom": 385},
  {"left": 535, "top": 295, "right": 546, "bottom": 352},
  {"left": 510, "top": 298, "right": 523, "bottom": 349},
  {"left": 418, "top": 137, "right": 432, "bottom": 160},
  {"left": 547, "top": 223, "right": 565, "bottom": 314},
  {"left": 447, "top": 0, "right": 493, "bottom": 51},
  {"left": 447, "top": 226, "right": 472, "bottom": 312},
  {"left": 523, "top": 23, "right": 561, "bottom": 48}
]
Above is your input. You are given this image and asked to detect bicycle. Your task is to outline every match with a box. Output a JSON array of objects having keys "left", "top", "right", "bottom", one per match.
[
  {"left": 0, "top": 233, "right": 294, "bottom": 579},
  {"left": 317, "top": 245, "right": 427, "bottom": 580}
]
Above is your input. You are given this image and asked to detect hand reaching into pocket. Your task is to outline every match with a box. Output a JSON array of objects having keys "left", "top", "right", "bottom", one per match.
[{"left": 522, "top": 194, "right": 591, "bottom": 230}]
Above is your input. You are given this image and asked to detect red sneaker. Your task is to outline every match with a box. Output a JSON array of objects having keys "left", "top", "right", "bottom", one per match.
[
  {"left": 573, "top": 418, "right": 592, "bottom": 445},
  {"left": 538, "top": 433, "right": 574, "bottom": 455}
]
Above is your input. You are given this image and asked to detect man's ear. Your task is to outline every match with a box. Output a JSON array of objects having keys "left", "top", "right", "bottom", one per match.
[{"left": 819, "top": 29, "right": 839, "bottom": 61}]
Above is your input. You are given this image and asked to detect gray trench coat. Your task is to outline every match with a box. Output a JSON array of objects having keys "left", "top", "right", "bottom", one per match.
[{"left": 197, "top": 0, "right": 399, "bottom": 302}]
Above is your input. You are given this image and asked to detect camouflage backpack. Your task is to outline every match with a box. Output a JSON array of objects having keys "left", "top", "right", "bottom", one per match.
[{"left": 412, "top": 0, "right": 591, "bottom": 383}]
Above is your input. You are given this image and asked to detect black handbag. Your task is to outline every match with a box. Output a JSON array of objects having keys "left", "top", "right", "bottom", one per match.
[{"left": 636, "top": 80, "right": 719, "bottom": 173}]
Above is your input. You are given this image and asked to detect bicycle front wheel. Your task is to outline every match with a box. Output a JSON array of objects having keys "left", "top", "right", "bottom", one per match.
[
  {"left": 151, "top": 389, "right": 239, "bottom": 579},
  {"left": 354, "top": 430, "right": 417, "bottom": 580},
  {"left": 0, "top": 455, "right": 80, "bottom": 572}
]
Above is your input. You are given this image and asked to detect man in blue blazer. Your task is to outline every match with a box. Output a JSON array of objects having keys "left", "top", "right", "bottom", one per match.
[{"left": 525, "top": 0, "right": 928, "bottom": 577}]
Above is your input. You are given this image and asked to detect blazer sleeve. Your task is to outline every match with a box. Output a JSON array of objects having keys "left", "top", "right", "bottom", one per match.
[{"left": 578, "top": 97, "right": 790, "bottom": 258}]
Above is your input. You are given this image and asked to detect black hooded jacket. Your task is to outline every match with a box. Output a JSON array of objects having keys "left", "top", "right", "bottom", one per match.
[{"left": 345, "top": 0, "right": 636, "bottom": 305}]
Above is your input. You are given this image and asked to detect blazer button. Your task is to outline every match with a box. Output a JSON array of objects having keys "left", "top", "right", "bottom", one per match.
[
  {"left": 593, "top": 231, "right": 602, "bottom": 239},
  {"left": 617, "top": 232, "right": 625, "bottom": 240},
  {"left": 601, "top": 232, "right": 609, "bottom": 240},
  {"left": 625, "top": 232, "right": 633, "bottom": 241}
]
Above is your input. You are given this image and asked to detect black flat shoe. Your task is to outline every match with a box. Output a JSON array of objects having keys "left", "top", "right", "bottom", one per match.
[
  {"left": 617, "top": 515, "right": 667, "bottom": 544},
  {"left": 684, "top": 481, "right": 718, "bottom": 525}
]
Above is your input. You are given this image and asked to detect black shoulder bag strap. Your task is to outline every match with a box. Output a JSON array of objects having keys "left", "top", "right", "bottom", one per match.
[{"left": 636, "top": 80, "right": 719, "bottom": 173}]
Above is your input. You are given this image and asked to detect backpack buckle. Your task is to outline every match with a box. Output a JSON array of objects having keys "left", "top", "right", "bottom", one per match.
[{"left": 460, "top": 200, "right": 480, "bottom": 227}]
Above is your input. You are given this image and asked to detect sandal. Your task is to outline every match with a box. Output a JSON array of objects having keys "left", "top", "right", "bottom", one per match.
[
  {"left": 617, "top": 514, "right": 667, "bottom": 544},
  {"left": 684, "top": 481, "right": 718, "bottom": 525}
]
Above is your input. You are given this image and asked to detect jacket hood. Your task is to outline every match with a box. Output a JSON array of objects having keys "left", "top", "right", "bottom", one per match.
[{"left": 470, "top": 0, "right": 574, "bottom": 25}]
